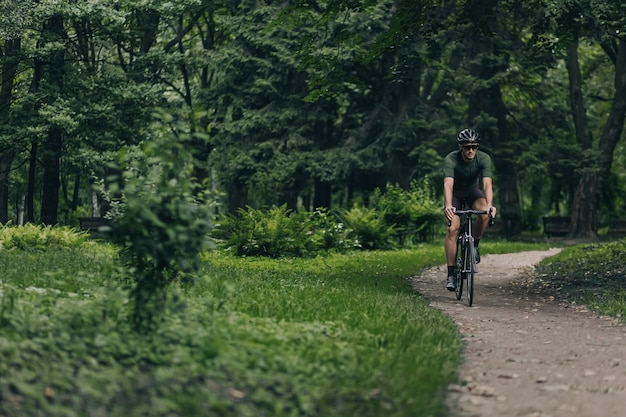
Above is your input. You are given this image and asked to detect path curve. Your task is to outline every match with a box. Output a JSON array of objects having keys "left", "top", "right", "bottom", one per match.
[{"left": 412, "top": 249, "right": 626, "bottom": 417}]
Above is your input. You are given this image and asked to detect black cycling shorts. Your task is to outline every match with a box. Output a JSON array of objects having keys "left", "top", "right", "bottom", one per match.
[{"left": 452, "top": 185, "right": 486, "bottom": 210}]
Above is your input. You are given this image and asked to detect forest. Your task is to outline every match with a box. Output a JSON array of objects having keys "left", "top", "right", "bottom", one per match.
[{"left": 0, "top": 0, "right": 625, "bottom": 239}]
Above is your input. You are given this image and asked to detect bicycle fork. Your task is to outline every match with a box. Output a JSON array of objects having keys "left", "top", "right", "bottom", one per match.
[{"left": 462, "top": 235, "right": 478, "bottom": 274}]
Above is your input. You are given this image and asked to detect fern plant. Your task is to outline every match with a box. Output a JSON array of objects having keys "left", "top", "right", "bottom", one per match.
[
  {"left": 213, "top": 205, "right": 353, "bottom": 257},
  {"left": 0, "top": 224, "right": 88, "bottom": 250},
  {"left": 371, "top": 179, "right": 441, "bottom": 244},
  {"left": 339, "top": 206, "right": 396, "bottom": 250}
]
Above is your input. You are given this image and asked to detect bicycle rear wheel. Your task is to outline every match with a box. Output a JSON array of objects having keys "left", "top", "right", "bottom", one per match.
[
  {"left": 465, "top": 237, "right": 475, "bottom": 306},
  {"left": 455, "top": 238, "right": 463, "bottom": 300}
]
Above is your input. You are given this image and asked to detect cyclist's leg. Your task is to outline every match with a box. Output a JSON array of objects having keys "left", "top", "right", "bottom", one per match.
[
  {"left": 468, "top": 188, "right": 489, "bottom": 240},
  {"left": 467, "top": 188, "right": 488, "bottom": 264},
  {"left": 445, "top": 216, "right": 460, "bottom": 266},
  {"left": 445, "top": 194, "right": 462, "bottom": 290}
]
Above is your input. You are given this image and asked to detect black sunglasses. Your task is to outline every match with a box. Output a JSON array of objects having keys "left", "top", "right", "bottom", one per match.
[{"left": 463, "top": 145, "right": 478, "bottom": 150}]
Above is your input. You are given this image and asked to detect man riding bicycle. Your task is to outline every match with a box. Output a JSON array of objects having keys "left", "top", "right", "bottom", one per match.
[{"left": 443, "top": 128, "right": 497, "bottom": 291}]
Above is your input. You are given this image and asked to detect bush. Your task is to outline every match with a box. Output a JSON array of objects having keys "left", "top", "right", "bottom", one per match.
[
  {"left": 105, "top": 126, "right": 213, "bottom": 332},
  {"left": 371, "top": 179, "right": 442, "bottom": 244},
  {"left": 0, "top": 224, "right": 88, "bottom": 250},
  {"left": 338, "top": 205, "right": 396, "bottom": 250},
  {"left": 213, "top": 205, "right": 354, "bottom": 257},
  {"left": 212, "top": 179, "right": 442, "bottom": 257}
]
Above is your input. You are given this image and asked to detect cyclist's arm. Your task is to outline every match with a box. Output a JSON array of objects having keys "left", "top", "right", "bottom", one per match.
[
  {"left": 443, "top": 177, "right": 455, "bottom": 222},
  {"left": 482, "top": 177, "right": 497, "bottom": 217}
]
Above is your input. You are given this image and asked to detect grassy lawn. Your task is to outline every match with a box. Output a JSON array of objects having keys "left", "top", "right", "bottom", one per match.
[
  {"left": 536, "top": 238, "right": 626, "bottom": 318},
  {"left": 0, "top": 232, "right": 558, "bottom": 417}
]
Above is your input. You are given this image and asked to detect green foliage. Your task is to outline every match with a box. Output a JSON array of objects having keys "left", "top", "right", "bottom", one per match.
[
  {"left": 0, "top": 0, "right": 33, "bottom": 39},
  {"left": 2, "top": 0, "right": 625, "bottom": 244},
  {"left": 0, "top": 224, "right": 88, "bottom": 250},
  {"left": 371, "top": 179, "right": 442, "bottom": 244},
  {"left": 213, "top": 179, "right": 442, "bottom": 257},
  {"left": 338, "top": 205, "right": 396, "bottom": 250},
  {"left": 213, "top": 205, "right": 354, "bottom": 257},
  {"left": 106, "top": 121, "right": 213, "bottom": 332}
]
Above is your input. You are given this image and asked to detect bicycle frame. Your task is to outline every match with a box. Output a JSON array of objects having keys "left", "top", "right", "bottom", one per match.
[{"left": 454, "top": 209, "right": 491, "bottom": 306}]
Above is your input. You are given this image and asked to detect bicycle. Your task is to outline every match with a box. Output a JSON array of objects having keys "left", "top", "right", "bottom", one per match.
[{"left": 454, "top": 208, "right": 494, "bottom": 306}]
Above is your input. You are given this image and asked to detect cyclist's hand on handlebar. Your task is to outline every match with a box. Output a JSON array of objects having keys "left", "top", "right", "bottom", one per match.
[{"left": 444, "top": 206, "right": 456, "bottom": 223}]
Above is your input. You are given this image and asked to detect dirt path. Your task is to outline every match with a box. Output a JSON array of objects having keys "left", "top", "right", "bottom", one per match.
[{"left": 412, "top": 249, "right": 626, "bottom": 417}]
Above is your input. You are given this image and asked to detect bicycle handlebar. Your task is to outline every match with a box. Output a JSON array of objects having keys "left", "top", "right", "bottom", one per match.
[
  {"left": 451, "top": 208, "right": 495, "bottom": 226},
  {"left": 454, "top": 209, "right": 489, "bottom": 215}
]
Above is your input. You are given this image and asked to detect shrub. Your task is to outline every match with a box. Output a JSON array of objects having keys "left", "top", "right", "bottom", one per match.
[
  {"left": 339, "top": 205, "right": 396, "bottom": 250},
  {"left": 0, "top": 224, "right": 88, "bottom": 250},
  {"left": 213, "top": 205, "right": 353, "bottom": 257},
  {"left": 105, "top": 127, "right": 213, "bottom": 332},
  {"left": 371, "top": 179, "right": 442, "bottom": 244},
  {"left": 304, "top": 207, "right": 354, "bottom": 252}
]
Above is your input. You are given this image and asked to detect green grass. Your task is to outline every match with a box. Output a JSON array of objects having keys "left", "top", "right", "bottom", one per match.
[
  {"left": 194, "top": 246, "right": 461, "bottom": 416},
  {"left": 0, "top": 235, "right": 560, "bottom": 417},
  {"left": 536, "top": 239, "right": 626, "bottom": 319}
]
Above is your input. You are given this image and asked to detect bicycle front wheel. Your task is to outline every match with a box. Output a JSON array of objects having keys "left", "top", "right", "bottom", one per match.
[
  {"left": 465, "top": 237, "right": 475, "bottom": 306},
  {"left": 455, "top": 238, "right": 463, "bottom": 300}
]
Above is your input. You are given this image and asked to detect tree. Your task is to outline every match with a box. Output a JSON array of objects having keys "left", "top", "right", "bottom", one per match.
[
  {"left": 0, "top": 37, "right": 20, "bottom": 223},
  {"left": 549, "top": 0, "right": 626, "bottom": 238},
  {"left": 39, "top": 13, "right": 68, "bottom": 225}
]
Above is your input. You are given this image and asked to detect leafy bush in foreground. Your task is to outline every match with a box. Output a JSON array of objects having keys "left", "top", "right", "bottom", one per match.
[{"left": 106, "top": 129, "right": 213, "bottom": 332}]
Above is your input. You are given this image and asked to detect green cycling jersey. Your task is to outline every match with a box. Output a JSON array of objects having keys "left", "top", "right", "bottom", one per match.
[{"left": 443, "top": 150, "right": 493, "bottom": 191}]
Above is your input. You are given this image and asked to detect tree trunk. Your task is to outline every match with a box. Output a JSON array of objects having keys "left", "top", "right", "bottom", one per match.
[
  {"left": 569, "top": 173, "right": 600, "bottom": 238},
  {"left": 386, "top": 150, "right": 413, "bottom": 190},
  {"left": 0, "top": 158, "right": 10, "bottom": 224},
  {"left": 0, "top": 37, "right": 20, "bottom": 223},
  {"left": 16, "top": 194, "right": 25, "bottom": 226},
  {"left": 313, "top": 179, "right": 331, "bottom": 209},
  {"left": 26, "top": 140, "right": 37, "bottom": 223},
  {"left": 566, "top": 41, "right": 593, "bottom": 150},
  {"left": 568, "top": 39, "right": 626, "bottom": 238},
  {"left": 40, "top": 126, "right": 62, "bottom": 225},
  {"left": 39, "top": 14, "right": 67, "bottom": 225},
  {"left": 227, "top": 181, "right": 248, "bottom": 214},
  {"left": 70, "top": 173, "right": 80, "bottom": 212}
]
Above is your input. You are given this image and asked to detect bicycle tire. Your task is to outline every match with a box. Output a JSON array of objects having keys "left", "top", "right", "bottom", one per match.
[
  {"left": 455, "top": 237, "right": 463, "bottom": 300},
  {"left": 466, "top": 237, "right": 475, "bottom": 306}
]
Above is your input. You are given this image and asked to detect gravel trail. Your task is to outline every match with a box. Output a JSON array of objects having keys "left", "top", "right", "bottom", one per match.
[{"left": 412, "top": 249, "right": 626, "bottom": 417}]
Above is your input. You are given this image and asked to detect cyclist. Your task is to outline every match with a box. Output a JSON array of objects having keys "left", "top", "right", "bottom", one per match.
[{"left": 443, "top": 128, "right": 497, "bottom": 291}]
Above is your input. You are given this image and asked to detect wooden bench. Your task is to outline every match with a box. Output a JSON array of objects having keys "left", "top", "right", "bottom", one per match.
[
  {"left": 608, "top": 218, "right": 626, "bottom": 238},
  {"left": 79, "top": 217, "right": 110, "bottom": 232},
  {"left": 543, "top": 216, "right": 570, "bottom": 237}
]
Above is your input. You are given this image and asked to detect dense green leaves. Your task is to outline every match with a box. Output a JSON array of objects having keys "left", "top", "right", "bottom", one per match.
[
  {"left": 106, "top": 125, "right": 213, "bottom": 331},
  {"left": 213, "top": 179, "right": 441, "bottom": 256},
  {"left": 213, "top": 205, "right": 354, "bottom": 257},
  {"left": 0, "top": 0, "right": 625, "bottom": 239}
]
